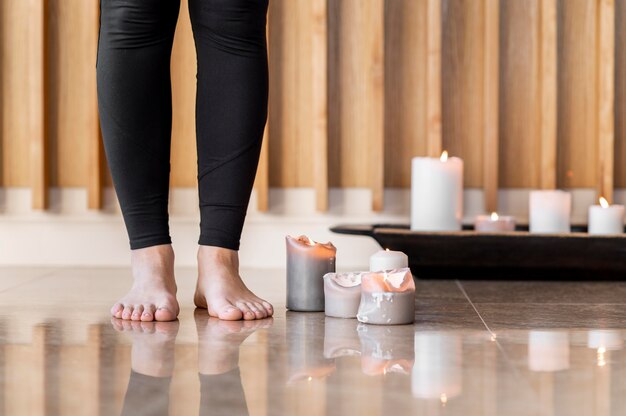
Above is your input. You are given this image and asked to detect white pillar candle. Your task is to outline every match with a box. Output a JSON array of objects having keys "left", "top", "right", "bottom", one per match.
[
  {"left": 369, "top": 249, "right": 408, "bottom": 272},
  {"left": 357, "top": 268, "right": 415, "bottom": 325},
  {"left": 588, "top": 197, "right": 624, "bottom": 235},
  {"left": 323, "top": 271, "right": 363, "bottom": 319},
  {"left": 412, "top": 332, "right": 462, "bottom": 400},
  {"left": 529, "top": 190, "right": 571, "bottom": 233},
  {"left": 528, "top": 331, "right": 570, "bottom": 372},
  {"left": 286, "top": 235, "right": 336, "bottom": 312},
  {"left": 411, "top": 151, "right": 464, "bottom": 231},
  {"left": 474, "top": 212, "right": 516, "bottom": 232}
]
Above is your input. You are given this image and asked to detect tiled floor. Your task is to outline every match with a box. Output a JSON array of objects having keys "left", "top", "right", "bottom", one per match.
[{"left": 1, "top": 267, "right": 626, "bottom": 415}]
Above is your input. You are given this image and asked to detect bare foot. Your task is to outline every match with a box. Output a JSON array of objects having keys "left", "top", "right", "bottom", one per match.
[
  {"left": 111, "top": 244, "right": 179, "bottom": 322},
  {"left": 194, "top": 246, "right": 274, "bottom": 321},
  {"left": 195, "top": 309, "right": 273, "bottom": 374},
  {"left": 111, "top": 318, "right": 180, "bottom": 377}
]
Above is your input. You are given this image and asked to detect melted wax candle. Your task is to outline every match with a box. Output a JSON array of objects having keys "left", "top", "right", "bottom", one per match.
[
  {"left": 357, "top": 268, "right": 415, "bottom": 325},
  {"left": 323, "top": 271, "right": 364, "bottom": 318},
  {"left": 286, "top": 235, "right": 336, "bottom": 312}
]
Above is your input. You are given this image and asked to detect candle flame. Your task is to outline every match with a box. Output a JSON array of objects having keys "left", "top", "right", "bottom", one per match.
[
  {"left": 385, "top": 248, "right": 390, "bottom": 252},
  {"left": 440, "top": 393, "right": 448, "bottom": 406},
  {"left": 440, "top": 150, "right": 449, "bottom": 162},
  {"left": 599, "top": 197, "right": 609, "bottom": 208},
  {"left": 306, "top": 236, "right": 315, "bottom": 245},
  {"left": 490, "top": 212, "right": 499, "bottom": 221}
]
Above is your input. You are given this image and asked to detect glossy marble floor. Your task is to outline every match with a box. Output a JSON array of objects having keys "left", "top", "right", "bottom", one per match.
[{"left": 2, "top": 267, "right": 626, "bottom": 415}]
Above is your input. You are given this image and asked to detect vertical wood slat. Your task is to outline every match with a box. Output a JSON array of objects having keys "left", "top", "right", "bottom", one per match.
[
  {"left": 88, "top": 1, "right": 102, "bottom": 209},
  {"left": 370, "top": 0, "right": 385, "bottom": 211},
  {"left": 426, "top": 0, "right": 442, "bottom": 158},
  {"left": 539, "top": 0, "right": 557, "bottom": 189},
  {"left": 255, "top": 9, "right": 271, "bottom": 212},
  {"left": 597, "top": 0, "right": 615, "bottom": 202},
  {"left": 30, "top": 0, "right": 47, "bottom": 209},
  {"left": 312, "top": 0, "right": 328, "bottom": 212},
  {"left": 483, "top": 0, "right": 499, "bottom": 213}
]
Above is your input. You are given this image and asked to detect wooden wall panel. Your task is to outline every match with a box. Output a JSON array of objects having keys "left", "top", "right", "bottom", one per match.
[
  {"left": 499, "top": 0, "right": 541, "bottom": 188},
  {"left": 268, "top": 0, "right": 315, "bottom": 188},
  {"left": 616, "top": 0, "right": 626, "bottom": 187},
  {"left": 557, "top": 0, "right": 599, "bottom": 188},
  {"left": 170, "top": 0, "right": 197, "bottom": 188},
  {"left": 0, "top": 0, "right": 41, "bottom": 187},
  {"left": 384, "top": 1, "right": 428, "bottom": 188},
  {"left": 442, "top": 0, "right": 485, "bottom": 188},
  {"left": 328, "top": 0, "right": 385, "bottom": 209}
]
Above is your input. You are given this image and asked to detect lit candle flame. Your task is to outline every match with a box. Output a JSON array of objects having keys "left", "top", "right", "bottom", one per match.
[
  {"left": 440, "top": 150, "right": 449, "bottom": 162},
  {"left": 599, "top": 197, "right": 609, "bottom": 208},
  {"left": 440, "top": 393, "right": 448, "bottom": 406},
  {"left": 306, "top": 236, "right": 315, "bottom": 246},
  {"left": 385, "top": 248, "right": 390, "bottom": 252},
  {"left": 490, "top": 212, "right": 499, "bottom": 221}
]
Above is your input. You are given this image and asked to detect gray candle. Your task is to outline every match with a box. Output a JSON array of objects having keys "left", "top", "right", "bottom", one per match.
[
  {"left": 356, "top": 268, "right": 415, "bottom": 325},
  {"left": 286, "top": 235, "right": 336, "bottom": 312}
]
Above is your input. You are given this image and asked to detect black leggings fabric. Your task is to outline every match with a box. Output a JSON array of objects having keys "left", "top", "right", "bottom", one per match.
[{"left": 97, "top": 0, "right": 269, "bottom": 250}]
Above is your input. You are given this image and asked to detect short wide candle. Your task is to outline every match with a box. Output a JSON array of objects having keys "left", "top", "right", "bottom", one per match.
[
  {"left": 323, "top": 271, "right": 363, "bottom": 319},
  {"left": 357, "top": 268, "right": 415, "bottom": 325},
  {"left": 474, "top": 212, "right": 516, "bottom": 232},
  {"left": 411, "top": 151, "right": 463, "bottom": 231},
  {"left": 529, "top": 190, "right": 571, "bottom": 233},
  {"left": 286, "top": 235, "right": 336, "bottom": 312},
  {"left": 369, "top": 249, "right": 408, "bottom": 272},
  {"left": 588, "top": 197, "right": 624, "bottom": 235}
]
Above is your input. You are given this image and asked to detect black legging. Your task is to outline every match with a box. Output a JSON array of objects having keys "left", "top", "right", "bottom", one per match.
[{"left": 97, "top": 0, "right": 269, "bottom": 250}]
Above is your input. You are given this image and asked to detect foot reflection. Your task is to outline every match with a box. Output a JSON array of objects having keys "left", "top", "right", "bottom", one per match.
[
  {"left": 195, "top": 310, "right": 273, "bottom": 415},
  {"left": 111, "top": 318, "right": 179, "bottom": 416}
]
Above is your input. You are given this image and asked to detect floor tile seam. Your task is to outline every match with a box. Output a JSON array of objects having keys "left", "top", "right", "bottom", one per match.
[
  {"left": 0, "top": 270, "right": 58, "bottom": 295},
  {"left": 455, "top": 280, "right": 497, "bottom": 338}
]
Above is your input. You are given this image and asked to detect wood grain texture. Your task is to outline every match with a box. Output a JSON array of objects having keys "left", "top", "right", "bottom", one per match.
[
  {"left": 312, "top": 0, "right": 328, "bottom": 211},
  {"left": 557, "top": 0, "right": 598, "bottom": 189},
  {"left": 539, "top": 0, "right": 558, "bottom": 189},
  {"left": 329, "top": 0, "right": 385, "bottom": 210},
  {"left": 442, "top": 0, "right": 484, "bottom": 187},
  {"left": 483, "top": 0, "right": 499, "bottom": 211},
  {"left": 30, "top": 0, "right": 47, "bottom": 209},
  {"left": 499, "top": 0, "right": 541, "bottom": 188},
  {"left": 427, "top": 0, "right": 443, "bottom": 158},
  {"left": 596, "top": 0, "right": 615, "bottom": 202},
  {"left": 254, "top": 11, "right": 271, "bottom": 211},
  {"left": 384, "top": 0, "right": 427, "bottom": 188},
  {"left": 170, "top": 0, "right": 197, "bottom": 188},
  {"left": 268, "top": 0, "right": 315, "bottom": 188},
  {"left": 616, "top": 0, "right": 626, "bottom": 187}
]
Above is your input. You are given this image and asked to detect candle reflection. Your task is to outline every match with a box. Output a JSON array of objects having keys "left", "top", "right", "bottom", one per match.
[
  {"left": 528, "top": 330, "right": 570, "bottom": 372},
  {"left": 286, "top": 312, "right": 336, "bottom": 384},
  {"left": 323, "top": 317, "right": 361, "bottom": 359},
  {"left": 412, "top": 332, "right": 463, "bottom": 400},
  {"left": 357, "top": 324, "right": 414, "bottom": 376}
]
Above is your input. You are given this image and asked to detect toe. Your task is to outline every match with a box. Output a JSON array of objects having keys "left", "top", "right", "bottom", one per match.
[
  {"left": 141, "top": 305, "right": 156, "bottom": 322},
  {"left": 122, "top": 305, "right": 133, "bottom": 320},
  {"left": 111, "top": 303, "right": 124, "bottom": 318},
  {"left": 155, "top": 307, "right": 177, "bottom": 322},
  {"left": 237, "top": 302, "right": 256, "bottom": 321},
  {"left": 262, "top": 301, "right": 274, "bottom": 316},
  {"left": 110, "top": 317, "right": 124, "bottom": 331},
  {"left": 131, "top": 305, "right": 144, "bottom": 321},
  {"left": 249, "top": 302, "right": 266, "bottom": 319},
  {"left": 218, "top": 304, "right": 244, "bottom": 321}
]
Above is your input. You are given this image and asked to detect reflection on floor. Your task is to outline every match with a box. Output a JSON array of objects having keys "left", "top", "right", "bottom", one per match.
[{"left": 1, "top": 268, "right": 626, "bottom": 415}]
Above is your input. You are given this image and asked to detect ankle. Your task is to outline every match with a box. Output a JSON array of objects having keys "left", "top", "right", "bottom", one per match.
[{"left": 197, "top": 245, "right": 239, "bottom": 269}]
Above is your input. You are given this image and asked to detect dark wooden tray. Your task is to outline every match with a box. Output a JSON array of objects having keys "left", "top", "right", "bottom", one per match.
[{"left": 330, "top": 224, "right": 626, "bottom": 280}]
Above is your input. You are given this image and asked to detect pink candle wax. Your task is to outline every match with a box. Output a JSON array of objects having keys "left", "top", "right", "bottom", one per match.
[{"left": 357, "top": 268, "right": 415, "bottom": 325}]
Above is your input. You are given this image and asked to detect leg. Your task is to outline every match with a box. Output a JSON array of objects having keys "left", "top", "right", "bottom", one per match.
[
  {"left": 188, "top": 0, "right": 273, "bottom": 320},
  {"left": 97, "top": 0, "right": 181, "bottom": 321}
]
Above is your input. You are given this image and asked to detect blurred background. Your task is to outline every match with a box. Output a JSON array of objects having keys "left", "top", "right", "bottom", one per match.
[{"left": 0, "top": 0, "right": 624, "bottom": 268}]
